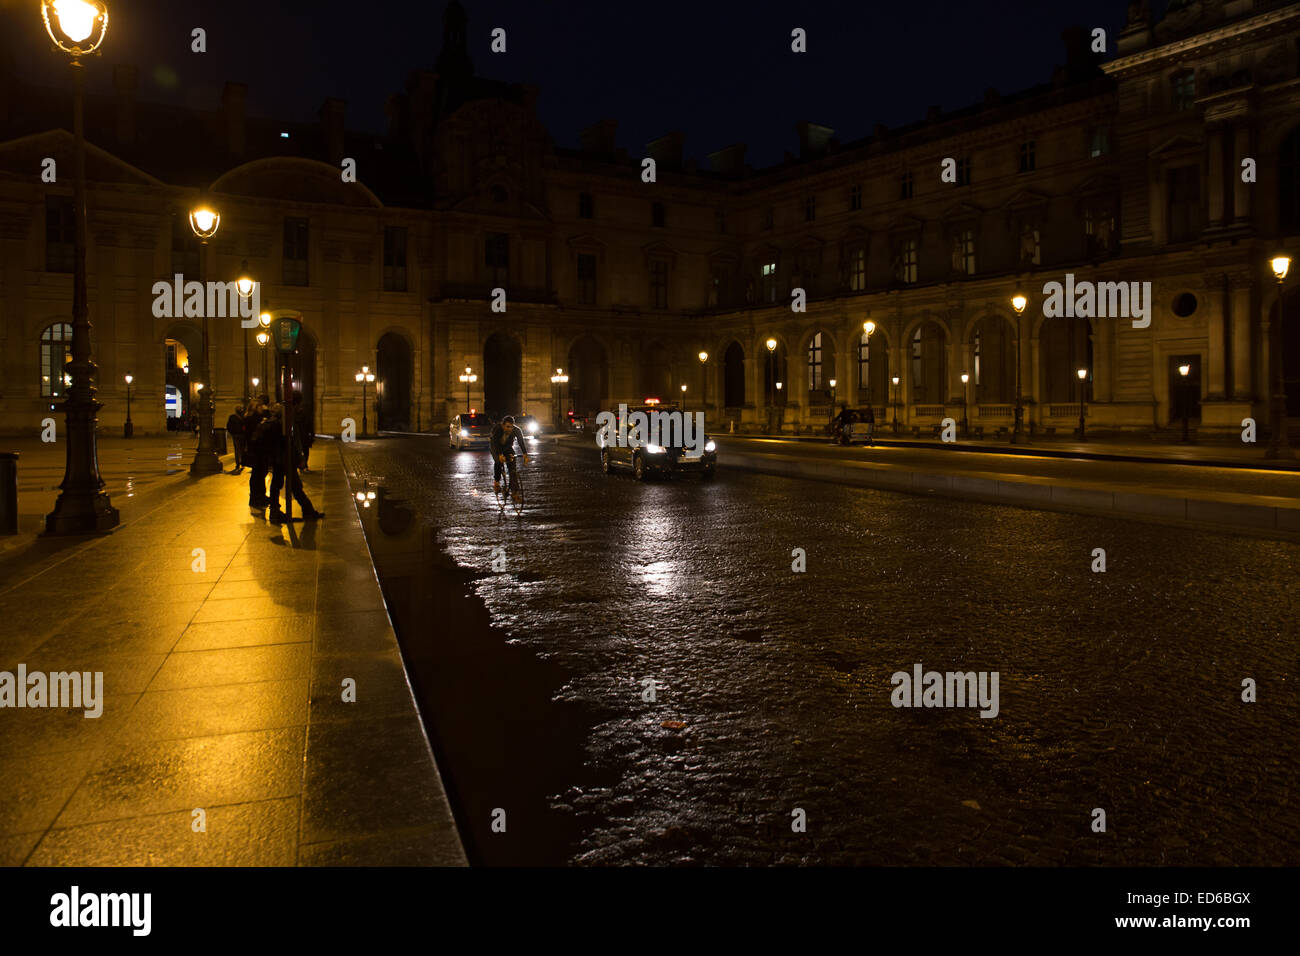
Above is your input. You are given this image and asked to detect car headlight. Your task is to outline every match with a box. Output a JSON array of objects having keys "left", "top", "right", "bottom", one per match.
[
  {"left": 460, "top": 429, "right": 468, "bottom": 437},
  {"left": 645, "top": 443, "right": 666, "bottom": 455},
  {"left": 704, "top": 439, "right": 716, "bottom": 453}
]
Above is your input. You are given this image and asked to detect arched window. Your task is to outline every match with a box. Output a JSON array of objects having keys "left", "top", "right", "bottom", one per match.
[
  {"left": 807, "top": 333, "right": 824, "bottom": 391},
  {"left": 41, "top": 323, "right": 73, "bottom": 398}
]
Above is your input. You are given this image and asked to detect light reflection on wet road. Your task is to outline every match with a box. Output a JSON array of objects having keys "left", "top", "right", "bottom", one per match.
[{"left": 343, "top": 435, "right": 1299, "bottom": 866}]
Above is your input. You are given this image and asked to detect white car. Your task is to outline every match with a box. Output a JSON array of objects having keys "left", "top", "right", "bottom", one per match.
[{"left": 450, "top": 412, "right": 493, "bottom": 450}]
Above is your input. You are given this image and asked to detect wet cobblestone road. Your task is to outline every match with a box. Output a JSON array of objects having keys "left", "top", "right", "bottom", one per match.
[{"left": 341, "top": 435, "right": 1298, "bottom": 866}]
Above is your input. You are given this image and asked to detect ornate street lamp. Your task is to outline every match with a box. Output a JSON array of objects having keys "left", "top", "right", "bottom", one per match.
[
  {"left": 549, "top": 367, "right": 568, "bottom": 429},
  {"left": 680, "top": 382, "right": 688, "bottom": 410},
  {"left": 765, "top": 337, "right": 777, "bottom": 433},
  {"left": 1011, "top": 293, "right": 1027, "bottom": 443},
  {"left": 236, "top": 259, "right": 255, "bottom": 402},
  {"left": 1076, "top": 367, "right": 1088, "bottom": 442},
  {"left": 257, "top": 312, "right": 271, "bottom": 389},
  {"left": 960, "top": 372, "right": 970, "bottom": 438},
  {"left": 459, "top": 366, "right": 477, "bottom": 415},
  {"left": 698, "top": 351, "right": 708, "bottom": 415},
  {"left": 1178, "top": 363, "right": 1192, "bottom": 443},
  {"left": 829, "top": 378, "right": 837, "bottom": 421},
  {"left": 187, "top": 201, "right": 221, "bottom": 475},
  {"left": 1266, "top": 254, "right": 1292, "bottom": 459},
  {"left": 891, "top": 374, "right": 900, "bottom": 431},
  {"left": 355, "top": 365, "right": 375, "bottom": 436},
  {"left": 122, "top": 374, "right": 133, "bottom": 438},
  {"left": 862, "top": 320, "right": 876, "bottom": 414},
  {"left": 42, "top": 0, "right": 118, "bottom": 535}
]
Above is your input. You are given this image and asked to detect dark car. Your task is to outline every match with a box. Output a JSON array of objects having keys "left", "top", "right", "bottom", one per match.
[
  {"left": 450, "top": 412, "right": 493, "bottom": 450},
  {"left": 596, "top": 402, "right": 717, "bottom": 480}
]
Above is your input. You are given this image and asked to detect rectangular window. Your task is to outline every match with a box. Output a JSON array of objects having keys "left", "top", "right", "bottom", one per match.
[
  {"left": 282, "top": 217, "right": 309, "bottom": 286},
  {"left": 45, "top": 196, "right": 74, "bottom": 273},
  {"left": 956, "top": 157, "right": 972, "bottom": 187},
  {"left": 858, "top": 335, "right": 870, "bottom": 391},
  {"left": 1172, "top": 71, "right": 1196, "bottom": 112},
  {"left": 40, "top": 323, "right": 72, "bottom": 397},
  {"left": 171, "top": 216, "right": 199, "bottom": 277},
  {"left": 1088, "top": 125, "right": 1110, "bottom": 158},
  {"left": 578, "top": 192, "right": 594, "bottom": 219},
  {"left": 710, "top": 264, "right": 731, "bottom": 307},
  {"left": 849, "top": 245, "right": 865, "bottom": 292},
  {"left": 761, "top": 261, "right": 777, "bottom": 303},
  {"left": 486, "top": 232, "right": 510, "bottom": 285},
  {"left": 1019, "top": 140, "right": 1036, "bottom": 173},
  {"left": 1167, "top": 165, "right": 1201, "bottom": 242},
  {"left": 649, "top": 259, "right": 668, "bottom": 309},
  {"left": 961, "top": 229, "right": 976, "bottom": 275},
  {"left": 849, "top": 184, "right": 862, "bottom": 211},
  {"left": 382, "top": 226, "right": 407, "bottom": 292},
  {"left": 763, "top": 206, "right": 775, "bottom": 230},
  {"left": 651, "top": 201, "right": 666, "bottom": 228},
  {"left": 897, "top": 239, "right": 918, "bottom": 284},
  {"left": 805, "top": 196, "right": 816, "bottom": 222},
  {"left": 577, "top": 253, "right": 596, "bottom": 304},
  {"left": 900, "top": 172, "right": 913, "bottom": 200}
]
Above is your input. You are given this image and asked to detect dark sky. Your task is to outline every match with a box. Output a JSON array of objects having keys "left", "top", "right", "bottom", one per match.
[{"left": 12, "top": 0, "right": 1159, "bottom": 168}]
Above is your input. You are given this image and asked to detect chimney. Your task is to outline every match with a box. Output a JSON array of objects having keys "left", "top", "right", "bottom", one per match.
[
  {"left": 983, "top": 86, "right": 1001, "bottom": 108},
  {"left": 580, "top": 118, "right": 618, "bottom": 158},
  {"left": 795, "top": 121, "right": 834, "bottom": 159},
  {"left": 221, "top": 82, "right": 247, "bottom": 157},
  {"left": 319, "top": 97, "right": 346, "bottom": 165},
  {"left": 646, "top": 130, "right": 684, "bottom": 170},
  {"left": 113, "top": 64, "right": 137, "bottom": 145},
  {"left": 707, "top": 143, "right": 746, "bottom": 175},
  {"left": 926, "top": 104, "right": 942, "bottom": 122},
  {"left": 873, "top": 123, "right": 888, "bottom": 138}
]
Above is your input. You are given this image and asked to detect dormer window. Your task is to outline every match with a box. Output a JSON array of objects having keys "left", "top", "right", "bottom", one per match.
[{"left": 1171, "top": 70, "right": 1196, "bottom": 112}]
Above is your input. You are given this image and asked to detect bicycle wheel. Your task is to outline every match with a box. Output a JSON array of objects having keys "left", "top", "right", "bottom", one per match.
[{"left": 510, "top": 462, "right": 524, "bottom": 514}]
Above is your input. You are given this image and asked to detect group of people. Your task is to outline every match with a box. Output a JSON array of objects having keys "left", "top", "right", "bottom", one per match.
[
  {"left": 831, "top": 403, "right": 874, "bottom": 446},
  {"left": 225, "top": 393, "right": 323, "bottom": 523}
]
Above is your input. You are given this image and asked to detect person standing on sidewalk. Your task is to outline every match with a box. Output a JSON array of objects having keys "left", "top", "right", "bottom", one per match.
[
  {"left": 294, "top": 399, "right": 315, "bottom": 472},
  {"left": 862, "top": 403, "right": 875, "bottom": 447},
  {"left": 247, "top": 400, "right": 273, "bottom": 511},
  {"left": 266, "top": 395, "right": 323, "bottom": 524},
  {"left": 226, "top": 405, "right": 247, "bottom": 473}
]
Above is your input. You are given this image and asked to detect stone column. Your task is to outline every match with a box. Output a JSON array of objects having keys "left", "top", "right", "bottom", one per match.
[
  {"left": 1233, "top": 126, "right": 1253, "bottom": 225},
  {"left": 1230, "top": 278, "right": 1254, "bottom": 401},
  {"left": 1207, "top": 127, "right": 1226, "bottom": 227},
  {"left": 1205, "top": 279, "right": 1227, "bottom": 400}
]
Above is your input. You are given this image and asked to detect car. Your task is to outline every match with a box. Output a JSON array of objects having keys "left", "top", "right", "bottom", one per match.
[
  {"left": 596, "top": 401, "right": 717, "bottom": 480},
  {"left": 514, "top": 414, "right": 542, "bottom": 439},
  {"left": 450, "top": 412, "right": 493, "bottom": 450},
  {"left": 839, "top": 409, "right": 877, "bottom": 445}
]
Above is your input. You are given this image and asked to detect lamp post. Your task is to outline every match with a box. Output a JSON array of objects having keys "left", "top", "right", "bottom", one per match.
[
  {"left": 680, "top": 383, "right": 688, "bottom": 410},
  {"left": 251, "top": 376, "right": 259, "bottom": 396},
  {"left": 123, "top": 374, "right": 133, "bottom": 438},
  {"left": 829, "top": 378, "right": 837, "bottom": 421},
  {"left": 237, "top": 260, "right": 254, "bottom": 403},
  {"left": 550, "top": 368, "right": 568, "bottom": 429},
  {"left": 1177, "top": 363, "right": 1192, "bottom": 443},
  {"left": 42, "top": 0, "right": 119, "bottom": 535},
  {"left": 862, "top": 320, "right": 876, "bottom": 416},
  {"left": 766, "top": 338, "right": 777, "bottom": 433},
  {"left": 355, "top": 366, "right": 375, "bottom": 437},
  {"left": 187, "top": 202, "right": 221, "bottom": 475},
  {"left": 698, "top": 351, "right": 708, "bottom": 416},
  {"left": 1011, "top": 293, "right": 1027, "bottom": 443},
  {"left": 1266, "top": 254, "right": 1292, "bottom": 459},
  {"left": 1076, "top": 367, "right": 1088, "bottom": 442},
  {"left": 257, "top": 311, "right": 271, "bottom": 390},
  {"left": 960, "top": 372, "right": 970, "bottom": 438},
  {"left": 891, "top": 375, "right": 900, "bottom": 431},
  {"left": 459, "top": 366, "right": 477, "bottom": 414}
]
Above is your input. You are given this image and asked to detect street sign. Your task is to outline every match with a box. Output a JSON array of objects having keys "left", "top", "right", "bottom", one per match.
[{"left": 273, "top": 316, "right": 301, "bottom": 353}]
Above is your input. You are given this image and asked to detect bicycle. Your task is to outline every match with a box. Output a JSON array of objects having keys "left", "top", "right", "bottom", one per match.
[{"left": 493, "top": 452, "right": 525, "bottom": 515}]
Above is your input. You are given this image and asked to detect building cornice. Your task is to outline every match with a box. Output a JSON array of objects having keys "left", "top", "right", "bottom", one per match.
[{"left": 1103, "top": 6, "right": 1300, "bottom": 78}]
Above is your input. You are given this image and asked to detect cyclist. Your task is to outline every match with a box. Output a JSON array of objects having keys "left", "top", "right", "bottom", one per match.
[{"left": 491, "top": 415, "right": 530, "bottom": 503}]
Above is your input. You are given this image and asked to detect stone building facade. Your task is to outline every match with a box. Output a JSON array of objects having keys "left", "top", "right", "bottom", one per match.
[{"left": 1, "top": 0, "right": 1298, "bottom": 439}]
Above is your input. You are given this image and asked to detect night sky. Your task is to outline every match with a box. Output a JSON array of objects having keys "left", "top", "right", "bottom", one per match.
[{"left": 10, "top": 0, "right": 1166, "bottom": 167}]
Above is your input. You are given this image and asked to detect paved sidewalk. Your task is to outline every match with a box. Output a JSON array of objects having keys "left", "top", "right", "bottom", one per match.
[{"left": 0, "top": 438, "right": 466, "bottom": 866}]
